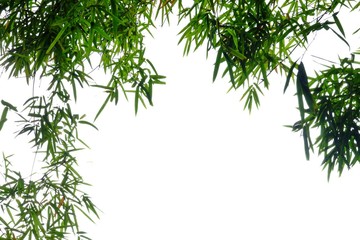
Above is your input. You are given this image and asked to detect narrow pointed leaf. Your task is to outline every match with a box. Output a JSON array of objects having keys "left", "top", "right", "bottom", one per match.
[
  {"left": 297, "top": 62, "right": 314, "bottom": 112},
  {"left": 135, "top": 87, "right": 140, "bottom": 115},
  {"left": 94, "top": 95, "right": 110, "bottom": 121},
  {"left": 296, "top": 66, "right": 305, "bottom": 124},
  {"left": 228, "top": 47, "right": 246, "bottom": 60},
  {"left": 0, "top": 107, "right": 9, "bottom": 131},
  {"left": 260, "top": 64, "right": 269, "bottom": 89},
  {"left": 333, "top": 13, "right": 345, "bottom": 37},
  {"left": 213, "top": 47, "right": 223, "bottom": 82},
  {"left": 46, "top": 25, "right": 68, "bottom": 54},
  {"left": 330, "top": 28, "right": 350, "bottom": 49},
  {"left": 223, "top": 51, "right": 236, "bottom": 87},
  {"left": 303, "top": 125, "right": 310, "bottom": 160},
  {"left": 1, "top": 100, "right": 17, "bottom": 112},
  {"left": 79, "top": 121, "right": 98, "bottom": 130},
  {"left": 284, "top": 60, "right": 297, "bottom": 93}
]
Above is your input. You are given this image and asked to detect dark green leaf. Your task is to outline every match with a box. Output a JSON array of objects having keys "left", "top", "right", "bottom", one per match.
[
  {"left": 223, "top": 51, "right": 236, "bottom": 87},
  {"left": 333, "top": 12, "right": 345, "bottom": 37},
  {"left": 1, "top": 100, "right": 17, "bottom": 112},
  {"left": 303, "top": 125, "right": 310, "bottom": 160},
  {"left": 46, "top": 25, "right": 68, "bottom": 54},
  {"left": 0, "top": 107, "right": 8, "bottom": 131},
  {"left": 329, "top": 27, "right": 350, "bottom": 49},
  {"left": 297, "top": 62, "right": 314, "bottom": 112},
  {"left": 213, "top": 47, "right": 223, "bottom": 82},
  {"left": 284, "top": 60, "right": 297, "bottom": 93},
  {"left": 79, "top": 121, "right": 98, "bottom": 131}
]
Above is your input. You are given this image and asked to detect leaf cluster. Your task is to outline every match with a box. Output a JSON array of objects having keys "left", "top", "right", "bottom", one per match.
[
  {"left": 178, "top": 0, "right": 360, "bottom": 177},
  {"left": 0, "top": 0, "right": 359, "bottom": 238},
  {"left": 310, "top": 56, "right": 360, "bottom": 178},
  {"left": 0, "top": 0, "right": 165, "bottom": 238}
]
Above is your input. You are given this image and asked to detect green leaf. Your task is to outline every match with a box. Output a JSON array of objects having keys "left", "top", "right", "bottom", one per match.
[
  {"left": 79, "top": 121, "right": 98, "bottom": 131},
  {"left": 6, "top": 206, "right": 15, "bottom": 224},
  {"left": 329, "top": 27, "right": 350, "bottom": 49},
  {"left": 333, "top": 12, "right": 345, "bottom": 37},
  {"left": 91, "top": 84, "right": 113, "bottom": 90},
  {"left": 46, "top": 24, "right": 68, "bottom": 54},
  {"left": 228, "top": 47, "right": 246, "bottom": 60},
  {"left": 260, "top": 64, "right": 269, "bottom": 89},
  {"left": 17, "top": 177, "right": 24, "bottom": 195},
  {"left": 94, "top": 95, "right": 110, "bottom": 121},
  {"left": 0, "top": 215, "right": 9, "bottom": 228},
  {"left": 0, "top": 107, "right": 9, "bottom": 131},
  {"left": 1, "top": 100, "right": 17, "bottom": 112},
  {"left": 150, "top": 74, "right": 166, "bottom": 80},
  {"left": 303, "top": 124, "right": 310, "bottom": 160},
  {"left": 296, "top": 63, "right": 314, "bottom": 160},
  {"left": 213, "top": 47, "right": 223, "bottom": 82},
  {"left": 297, "top": 62, "right": 314, "bottom": 112},
  {"left": 223, "top": 51, "right": 236, "bottom": 87},
  {"left": 94, "top": 26, "right": 112, "bottom": 41},
  {"left": 110, "top": 0, "right": 119, "bottom": 34},
  {"left": 284, "top": 60, "right": 297, "bottom": 93},
  {"left": 296, "top": 67, "right": 305, "bottom": 125},
  {"left": 135, "top": 86, "right": 140, "bottom": 115}
]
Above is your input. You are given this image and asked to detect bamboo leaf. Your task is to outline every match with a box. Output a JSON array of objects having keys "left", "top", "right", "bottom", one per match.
[
  {"left": 228, "top": 47, "right": 246, "bottom": 60},
  {"left": 94, "top": 26, "right": 112, "bottom": 41},
  {"left": 0, "top": 107, "right": 9, "bottom": 131},
  {"left": 1, "top": 100, "right": 17, "bottom": 112},
  {"left": 296, "top": 66, "right": 305, "bottom": 124},
  {"left": 110, "top": 0, "right": 119, "bottom": 34},
  {"left": 46, "top": 25, "right": 68, "bottom": 54},
  {"left": 329, "top": 27, "right": 350, "bottom": 49},
  {"left": 284, "top": 60, "right": 297, "bottom": 93},
  {"left": 260, "top": 64, "right": 269, "bottom": 89},
  {"left": 91, "top": 84, "right": 113, "bottom": 90},
  {"left": 79, "top": 121, "right": 98, "bottom": 130},
  {"left": 94, "top": 95, "right": 110, "bottom": 121},
  {"left": 135, "top": 86, "right": 140, "bottom": 115},
  {"left": 223, "top": 51, "right": 236, "bottom": 87},
  {"left": 303, "top": 125, "right": 310, "bottom": 160},
  {"left": 297, "top": 62, "right": 314, "bottom": 112},
  {"left": 333, "top": 12, "right": 345, "bottom": 37},
  {"left": 6, "top": 206, "right": 15, "bottom": 223},
  {"left": 213, "top": 47, "right": 223, "bottom": 82}
]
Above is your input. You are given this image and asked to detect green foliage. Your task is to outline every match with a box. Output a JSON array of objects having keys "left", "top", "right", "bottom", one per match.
[
  {"left": 0, "top": 0, "right": 164, "bottom": 238},
  {"left": 0, "top": 0, "right": 359, "bottom": 238},
  {"left": 310, "top": 56, "right": 360, "bottom": 178}
]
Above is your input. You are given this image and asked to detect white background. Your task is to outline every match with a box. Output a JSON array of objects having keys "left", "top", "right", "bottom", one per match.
[
  {"left": 81, "top": 11, "right": 360, "bottom": 239},
  {"left": 1, "top": 7, "right": 360, "bottom": 240}
]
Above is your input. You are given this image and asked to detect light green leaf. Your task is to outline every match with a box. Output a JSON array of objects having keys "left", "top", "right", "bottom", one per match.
[
  {"left": 94, "top": 26, "right": 112, "bottom": 41},
  {"left": 228, "top": 47, "right": 246, "bottom": 60},
  {"left": 46, "top": 24, "right": 68, "bottom": 54},
  {"left": 94, "top": 95, "right": 110, "bottom": 121}
]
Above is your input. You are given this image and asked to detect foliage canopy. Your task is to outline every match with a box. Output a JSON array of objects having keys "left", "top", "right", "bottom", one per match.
[{"left": 0, "top": 0, "right": 359, "bottom": 239}]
